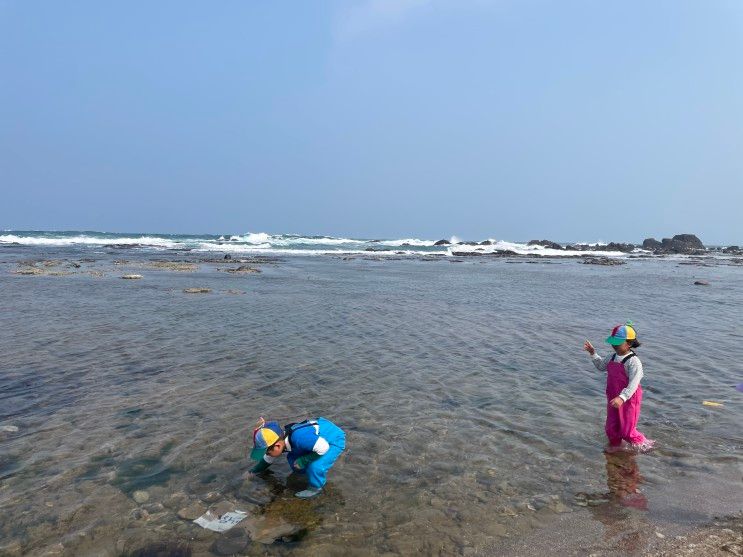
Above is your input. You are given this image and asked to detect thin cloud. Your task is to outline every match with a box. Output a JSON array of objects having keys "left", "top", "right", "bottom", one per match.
[{"left": 336, "top": 0, "right": 433, "bottom": 41}]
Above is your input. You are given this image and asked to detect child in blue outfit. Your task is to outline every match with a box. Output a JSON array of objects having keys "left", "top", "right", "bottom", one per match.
[{"left": 250, "top": 417, "right": 346, "bottom": 498}]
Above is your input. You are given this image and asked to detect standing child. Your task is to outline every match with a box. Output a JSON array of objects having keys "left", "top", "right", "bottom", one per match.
[
  {"left": 584, "top": 322, "right": 654, "bottom": 452},
  {"left": 249, "top": 417, "right": 346, "bottom": 498}
]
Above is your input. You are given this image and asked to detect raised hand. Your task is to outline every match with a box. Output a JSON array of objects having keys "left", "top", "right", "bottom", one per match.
[{"left": 583, "top": 340, "right": 595, "bottom": 355}]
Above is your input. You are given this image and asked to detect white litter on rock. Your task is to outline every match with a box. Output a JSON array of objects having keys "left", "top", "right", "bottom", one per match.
[
  {"left": 193, "top": 510, "right": 247, "bottom": 532},
  {"left": 0, "top": 425, "right": 19, "bottom": 433}
]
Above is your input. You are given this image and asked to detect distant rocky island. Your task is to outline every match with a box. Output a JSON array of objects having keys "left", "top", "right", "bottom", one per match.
[{"left": 437, "top": 234, "right": 742, "bottom": 257}]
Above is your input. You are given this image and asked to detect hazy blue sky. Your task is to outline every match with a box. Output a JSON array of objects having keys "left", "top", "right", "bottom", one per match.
[{"left": 1, "top": 1, "right": 741, "bottom": 243}]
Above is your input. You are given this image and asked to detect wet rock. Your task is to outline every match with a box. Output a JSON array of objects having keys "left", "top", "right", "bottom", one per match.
[
  {"left": 129, "top": 507, "right": 150, "bottom": 520},
  {"left": 549, "top": 500, "right": 571, "bottom": 513},
  {"left": 212, "top": 500, "right": 236, "bottom": 517},
  {"left": 451, "top": 250, "right": 518, "bottom": 257},
  {"left": 201, "top": 491, "right": 221, "bottom": 504},
  {"left": 128, "top": 542, "right": 193, "bottom": 557},
  {"left": 183, "top": 287, "right": 211, "bottom": 294},
  {"left": 224, "top": 265, "right": 260, "bottom": 274},
  {"left": 694, "top": 280, "right": 710, "bottom": 286},
  {"left": 482, "top": 521, "right": 508, "bottom": 537},
  {"left": 148, "top": 261, "right": 198, "bottom": 272},
  {"left": 0, "top": 425, "right": 19, "bottom": 433},
  {"left": 178, "top": 500, "right": 206, "bottom": 520},
  {"left": 479, "top": 240, "right": 493, "bottom": 245},
  {"left": 210, "top": 528, "right": 250, "bottom": 555},
  {"left": 244, "top": 516, "right": 301, "bottom": 545},
  {"left": 0, "top": 539, "right": 22, "bottom": 556},
  {"left": 581, "top": 257, "right": 625, "bottom": 266},
  {"left": 603, "top": 242, "right": 636, "bottom": 252},
  {"left": 223, "top": 254, "right": 232, "bottom": 260},
  {"left": 143, "top": 502, "right": 165, "bottom": 513},
  {"left": 122, "top": 274, "right": 143, "bottom": 280},
  {"left": 13, "top": 266, "right": 45, "bottom": 275},
  {"left": 434, "top": 239, "right": 451, "bottom": 245},
  {"left": 164, "top": 492, "right": 188, "bottom": 510},
  {"left": 37, "top": 543, "right": 65, "bottom": 556},
  {"left": 643, "top": 238, "right": 663, "bottom": 250},
  {"left": 132, "top": 490, "right": 150, "bottom": 504},
  {"left": 528, "top": 239, "right": 563, "bottom": 250},
  {"left": 644, "top": 234, "right": 706, "bottom": 254}
]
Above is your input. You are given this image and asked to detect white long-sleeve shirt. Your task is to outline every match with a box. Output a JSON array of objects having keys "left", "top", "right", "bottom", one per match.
[{"left": 591, "top": 351, "right": 644, "bottom": 401}]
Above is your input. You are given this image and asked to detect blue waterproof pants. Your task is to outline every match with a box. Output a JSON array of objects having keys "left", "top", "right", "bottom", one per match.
[{"left": 305, "top": 417, "right": 346, "bottom": 489}]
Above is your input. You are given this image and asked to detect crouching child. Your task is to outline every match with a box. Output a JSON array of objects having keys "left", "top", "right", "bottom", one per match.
[{"left": 250, "top": 417, "right": 346, "bottom": 498}]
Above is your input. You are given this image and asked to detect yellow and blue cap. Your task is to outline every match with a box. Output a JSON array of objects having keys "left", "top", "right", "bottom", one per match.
[{"left": 250, "top": 419, "right": 283, "bottom": 461}]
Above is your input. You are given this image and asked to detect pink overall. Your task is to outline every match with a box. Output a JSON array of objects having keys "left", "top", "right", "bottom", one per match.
[{"left": 605, "top": 354, "right": 648, "bottom": 447}]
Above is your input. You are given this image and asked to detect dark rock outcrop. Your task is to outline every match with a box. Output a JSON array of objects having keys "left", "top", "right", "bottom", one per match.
[
  {"left": 581, "top": 257, "right": 625, "bottom": 266},
  {"left": 642, "top": 238, "right": 663, "bottom": 250},
  {"left": 603, "top": 242, "right": 636, "bottom": 253},
  {"left": 479, "top": 240, "right": 493, "bottom": 246},
  {"left": 451, "top": 250, "right": 518, "bottom": 257},
  {"left": 642, "top": 234, "right": 705, "bottom": 254},
  {"left": 528, "top": 240, "right": 563, "bottom": 250},
  {"left": 694, "top": 280, "right": 710, "bottom": 286},
  {"left": 434, "top": 239, "right": 451, "bottom": 246}
]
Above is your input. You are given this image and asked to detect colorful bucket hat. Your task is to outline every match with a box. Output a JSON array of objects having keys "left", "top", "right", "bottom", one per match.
[
  {"left": 606, "top": 322, "right": 637, "bottom": 346},
  {"left": 250, "top": 419, "right": 283, "bottom": 461}
]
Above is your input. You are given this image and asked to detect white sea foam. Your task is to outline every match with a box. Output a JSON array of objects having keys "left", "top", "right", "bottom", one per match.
[
  {"left": 0, "top": 234, "right": 183, "bottom": 249},
  {"left": 0, "top": 232, "right": 679, "bottom": 259},
  {"left": 447, "top": 240, "right": 629, "bottom": 258},
  {"left": 379, "top": 238, "right": 437, "bottom": 247}
]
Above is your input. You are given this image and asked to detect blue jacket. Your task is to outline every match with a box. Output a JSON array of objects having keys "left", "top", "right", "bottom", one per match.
[{"left": 284, "top": 417, "right": 345, "bottom": 469}]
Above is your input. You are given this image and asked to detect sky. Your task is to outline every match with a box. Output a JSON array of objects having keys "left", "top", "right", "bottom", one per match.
[{"left": 1, "top": 0, "right": 742, "bottom": 243}]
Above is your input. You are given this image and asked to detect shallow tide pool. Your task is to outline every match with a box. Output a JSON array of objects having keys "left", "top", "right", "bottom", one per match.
[{"left": 1, "top": 249, "right": 741, "bottom": 555}]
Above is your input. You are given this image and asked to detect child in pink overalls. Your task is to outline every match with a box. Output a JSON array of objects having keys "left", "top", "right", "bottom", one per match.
[{"left": 584, "top": 322, "right": 654, "bottom": 452}]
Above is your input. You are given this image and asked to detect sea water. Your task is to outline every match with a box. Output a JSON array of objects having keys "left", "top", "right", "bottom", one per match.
[{"left": 0, "top": 240, "right": 741, "bottom": 555}]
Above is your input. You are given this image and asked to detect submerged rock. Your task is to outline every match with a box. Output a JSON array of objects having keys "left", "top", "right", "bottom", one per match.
[
  {"left": 132, "top": 490, "right": 150, "bottom": 504},
  {"left": 581, "top": 257, "right": 625, "bottom": 266},
  {"left": 694, "top": 280, "right": 710, "bottom": 286},
  {"left": 210, "top": 528, "right": 249, "bottom": 555},
  {"left": 121, "top": 274, "right": 143, "bottom": 280},
  {"left": 148, "top": 261, "right": 199, "bottom": 272},
  {"left": 177, "top": 500, "right": 206, "bottom": 520},
  {"left": 183, "top": 288, "right": 211, "bottom": 294},
  {"left": 224, "top": 265, "right": 260, "bottom": 274}
]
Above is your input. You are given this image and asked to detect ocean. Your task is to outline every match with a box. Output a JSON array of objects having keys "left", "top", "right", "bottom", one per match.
[{"left": 1, "top": 231, "right": 741, "bottom": 556}]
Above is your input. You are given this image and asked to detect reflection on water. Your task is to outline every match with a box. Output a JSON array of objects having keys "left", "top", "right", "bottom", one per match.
[
  {"left": 0, "top": 248, "right": 741, "bottom": 555},
  {"left": 605, "top": 452, "right": 647, "bottom": 510}
]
